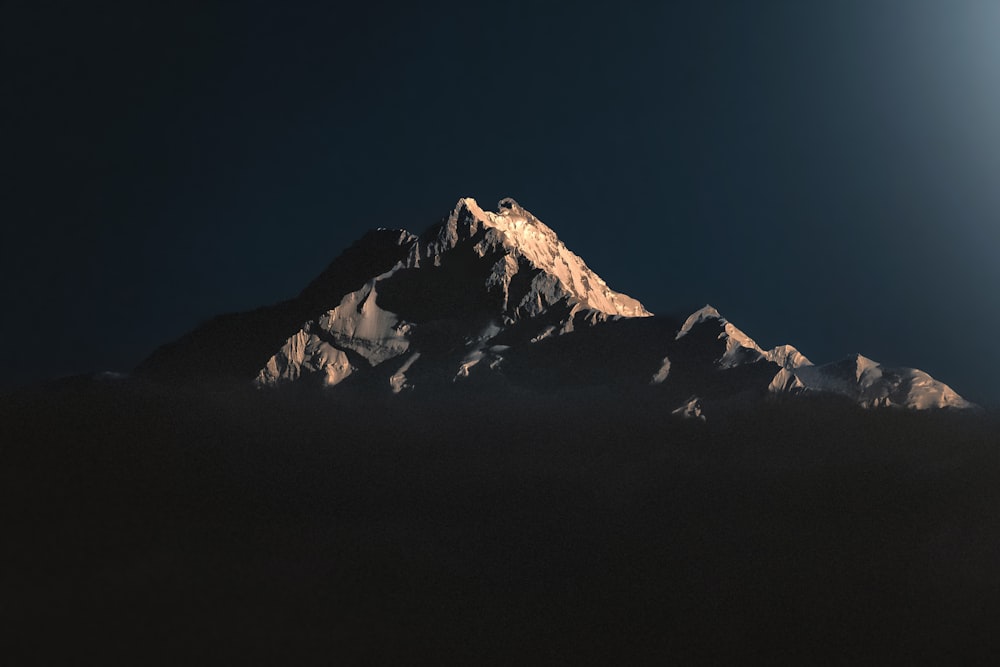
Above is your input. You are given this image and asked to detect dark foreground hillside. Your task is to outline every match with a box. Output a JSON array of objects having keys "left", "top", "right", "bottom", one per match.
[{"left": 3, "top": 379, "right": 999, "bottom": 664}]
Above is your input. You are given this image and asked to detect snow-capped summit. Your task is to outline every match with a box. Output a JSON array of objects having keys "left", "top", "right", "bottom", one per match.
[
  {"left": 416, "top": 197, "right": 650, "bottom": 319},
  {"left": 254, "top": 198, "right": 651, "bottom": 389}
]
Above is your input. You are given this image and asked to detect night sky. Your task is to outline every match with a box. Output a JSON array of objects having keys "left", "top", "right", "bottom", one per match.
[{"left": 4, "top": 1, "right": 999, "bottom": 404}]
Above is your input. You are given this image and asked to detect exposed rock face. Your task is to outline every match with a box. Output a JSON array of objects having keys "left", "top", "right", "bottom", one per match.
[
  {"left": 139, "top": 196, "right": 974, "bottom": 413},
  {"left": 255, "top": 197, "right": 651, "bottom": 390},
  {"left": 136, "top": 228, "right": 415, "bottom": 384}
]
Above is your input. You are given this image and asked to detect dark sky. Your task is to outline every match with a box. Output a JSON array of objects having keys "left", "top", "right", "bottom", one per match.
[{"left": 4, "top": 1, "right": 999, "bottom": 404}]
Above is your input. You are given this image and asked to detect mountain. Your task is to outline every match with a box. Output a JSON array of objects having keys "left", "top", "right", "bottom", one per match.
[
  {"left": 137, "top": 197, "right": 973, "bottom": 413},
  {"left": 668, "top": 306, "right": 973, "bottom": 411}
]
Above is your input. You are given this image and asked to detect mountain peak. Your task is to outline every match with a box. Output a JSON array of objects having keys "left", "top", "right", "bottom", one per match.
[
  {"left": 450, "top": 196, "right": 559, "bottom": 239},
  {"left": 676, "top": 305, "right": 723, "bottom": 340},
  {"left": 454, "top": 195, "right": 529, "bottom": 216},
  {"left": 453, "top": 196, "right": 486, "bottom": 218},
  {"left": 850, "top": 353, "right": 881, "bottom": 379},
  {"left": 246, "top": 196, "right": 652, "bottom": 389},
  {"left": 432, "top": 197, "right": 650, "bottom": 319}
]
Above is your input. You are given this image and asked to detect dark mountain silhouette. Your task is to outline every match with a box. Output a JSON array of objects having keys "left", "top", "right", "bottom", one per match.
[{"left": 137, "top": 197, "right": 974, "bottom": 413}]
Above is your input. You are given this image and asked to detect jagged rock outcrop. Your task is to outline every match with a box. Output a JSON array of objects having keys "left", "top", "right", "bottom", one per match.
[{"left": 255, "top": 197, "right": 650, "bottom": 390}]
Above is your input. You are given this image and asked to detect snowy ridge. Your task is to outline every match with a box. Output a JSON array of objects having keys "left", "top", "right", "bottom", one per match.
[
  {"left": 766, "top": 344, "right": 812, "bottom": 370},
  {"left": 676, "top": 305, "right": 810, "bottom": 370},
  {"left": 670, "top": 304, "right": 971, "bottom": 411},
  {"left": 787, "top": 354, "right": 973, "bottom": 410}
]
